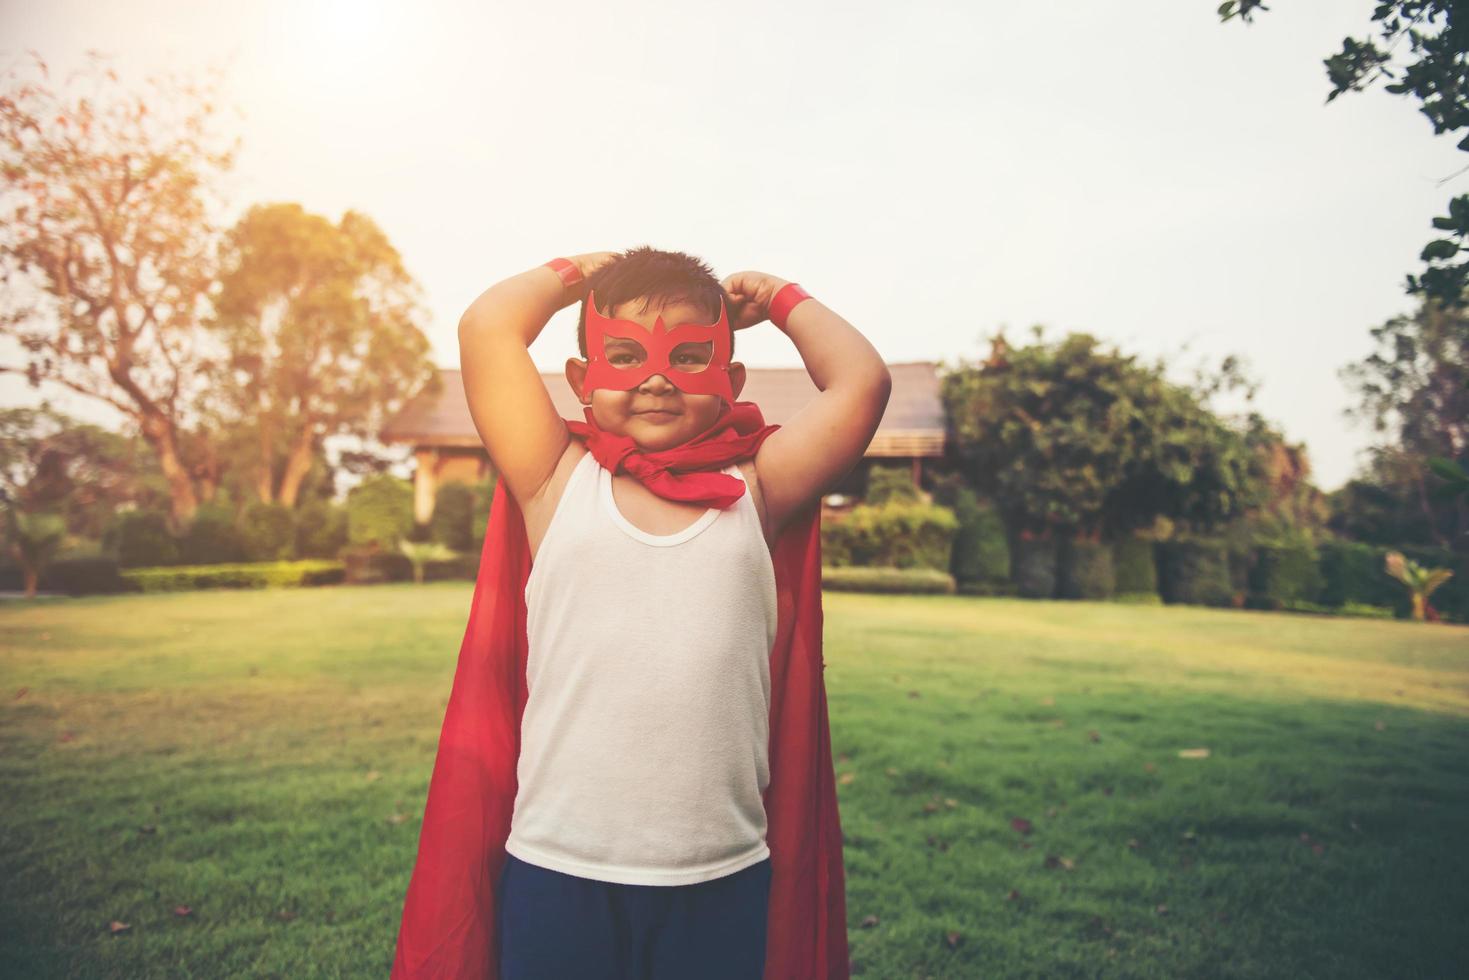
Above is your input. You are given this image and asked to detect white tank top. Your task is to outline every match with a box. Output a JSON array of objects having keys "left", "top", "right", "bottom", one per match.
[{"left": 504, "top": 449, "right": 779, "bottom": 886}]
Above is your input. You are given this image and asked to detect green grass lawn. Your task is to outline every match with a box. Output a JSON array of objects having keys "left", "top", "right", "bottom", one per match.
[{"left": 1, "top": 586, "right": 1466, "bottom": 979}]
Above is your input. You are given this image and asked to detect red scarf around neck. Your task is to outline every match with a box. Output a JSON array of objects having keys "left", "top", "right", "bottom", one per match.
[{"left": 565, "top": 400, "right": 779, "bottom": 509}]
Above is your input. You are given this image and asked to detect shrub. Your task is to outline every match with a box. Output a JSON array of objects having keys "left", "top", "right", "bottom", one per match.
[
  {"left": 1114, "top": 591, "right": 1164, "bottom": 605},
  {"left": 1316, "top": 541, "right": 1395, "bottom": 609},
  {"left": 864, "top": 464, "right": 921, "bottom": 505},
  {"left": 1248, "top": 543, "right": 1323, "bottom": 610},
  {"left": 295, "top": 499, "right": 349, "bottom": 559},
  {"left": 1395, "top": 546, "right": 1467, "bottom": 622},
  {"left": 1012, "top": 536, "right": 1057, "bottom": 599},
  {"left": 821, "top": 565, "right": 955, "bottom": 594},
  {"left": 1057, "top": 539, "right": 1116, "bottom": 599},
  {"left": 239, "top": 502, "right": 296, "bottom": 562},
  {"left": 104, "top": 511, "right": 179, "bottom": 568},
  {"left": 347, "top": 475, "right": 415, "bottom": 549},
  {"left": 1155, "top": 537, "right": 1234, "bottom": 607},
  {"left": 431, "top": 482, "right": 479, "bottom": 553},
  {"left": 470, "top": 479, "right": 496, "bottom": 553},
  {"left": 937, "top": 485, "right": 1009, "bottom": 585},
  {"left": 1112, "top": 535, "right": 1158, "bottom": 597},
  {"left": 820, "top": 500, "right": 958, "bottom": 571},
  {"left": 123, "top": 560, "right": 345, "bottom": 592},
  {"left": 0, "top": 555, "right": 135, "bottom": 595},
  {"left": 424, "top": 554, "right": 479, "bottom": 582},
  {"left": 341, "top": 546, "right": 414, "bottom": 585},
  {"left": 179, "top": 505, "right": 248, "bottom": 564}
]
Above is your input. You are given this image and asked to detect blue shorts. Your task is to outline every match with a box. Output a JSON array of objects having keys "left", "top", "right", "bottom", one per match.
[{"left": 495, "top": 852, "right": 773, "bottom": 979}]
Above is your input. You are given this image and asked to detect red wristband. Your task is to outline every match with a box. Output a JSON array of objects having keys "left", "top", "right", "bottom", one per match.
[
  {"left": 768, "top": 282, "right": 812, "bottom": 330},
  {"left": 544, "top": 257, "right": 583, "bottom": 287}
]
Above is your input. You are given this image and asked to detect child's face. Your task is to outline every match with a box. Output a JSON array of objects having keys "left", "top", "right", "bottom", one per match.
[{"left": 567, "top": 297, "right": 745, "bottom": 452}]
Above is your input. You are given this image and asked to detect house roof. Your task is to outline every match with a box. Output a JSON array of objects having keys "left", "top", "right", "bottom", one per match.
[{"left": 381, "top": 361, "right": 947, "bottom": 458}]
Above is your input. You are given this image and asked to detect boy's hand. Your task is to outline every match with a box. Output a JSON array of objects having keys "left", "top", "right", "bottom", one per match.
[
  {"left": 573, "top": 251, "right": 619, "bottom": 280},
  {"left": 721, "top": 271, "right": 792, "bottom": 331}
]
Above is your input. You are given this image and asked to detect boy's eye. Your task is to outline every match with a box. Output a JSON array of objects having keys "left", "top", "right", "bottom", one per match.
[{"left": 670, "top": 341, "right": 713, "bottom": 372}]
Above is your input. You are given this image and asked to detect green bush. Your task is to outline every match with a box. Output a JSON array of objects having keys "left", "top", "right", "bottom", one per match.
[
  {"left": 1057, "top": 539, "right": 1116, "bottom": 599},
  {"left": 123, "top": 560, "right": 345, "bottom": 592},
  {"left": 0, "top": 555, "right": 136, "bottom": 595},
  {"left": 104, "top": 511, "right": 179, "bottom": 568},
  {"left": 1315, "top": 541, "right": 1395, "bottom": 608},
  {"left": 347, "top": 475, "right": 415, "bottom": 549},
  {"left": 864, "top": 464, "right": 921, "bottom": 505},
  {"left": 179, "top": 505, "right": 248, "bottom": 565},
  {"left": 1248, "top": 543, "right": 1323, "bottom": 610},
  {"left": 471, "top": 479, "right": 496, "bottom": 553},
  {"left": 939, "top": 486, "right": 1009, "bottom": 585},
  {"left": 431, "top": 482, "right": 479, "bottom": 553},
  {"left": 1114, "top": 591, "right": 1164, "bottom": 605},
  {"left": 1012, "top": 536, "right": 1057, "bottom": 599},
  {"left": 423, "top": 554, "right": 479, "bottom": 582},
  {"left": 239, "top": 502, "right": 296, "bottom": 562},
  {"left": 340, "top": 547, "right": 414, "bottom": 585},
  {"left": 1112, "top": 535, "right": 1158, "bottom": 596},
  {"left": 295, "top": 499, "right": 349, "bottom": 559},
  {"left": 1155, "top": 537, "right": 1234, "bottom": 607},
  {"left": 820, "top": 500, "right": 958, "bottom": 571},
  {"left": 821, "top": 565, "right": 955, "bottom": 594}
]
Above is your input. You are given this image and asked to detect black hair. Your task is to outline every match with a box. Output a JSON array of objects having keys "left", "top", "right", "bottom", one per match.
[{"left": 576, "top": 246, "right": 734, "bottom": 359}]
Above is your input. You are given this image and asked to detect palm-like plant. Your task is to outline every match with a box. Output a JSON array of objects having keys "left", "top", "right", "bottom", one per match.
[
  {"left": 398, "top": 538, "right": 456, "bottom": 585},
  {"left": 4, "top": 510, "right": 66, "bottom": 598},
  {"left": 1384, "top": 551, "right": 1454, "bottom": 622}
]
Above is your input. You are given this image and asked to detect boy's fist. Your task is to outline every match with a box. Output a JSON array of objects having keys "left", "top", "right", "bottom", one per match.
[
  {"left": 573, "top": 251, "right": 619, "bottom": 280},
  {"left": 721, "top": 271, "right": 792, "bottom": 331}
]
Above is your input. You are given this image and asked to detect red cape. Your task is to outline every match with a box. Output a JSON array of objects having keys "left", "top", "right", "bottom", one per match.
[{"left": 391, "top": 432, "right": 850, "bottom": 979}]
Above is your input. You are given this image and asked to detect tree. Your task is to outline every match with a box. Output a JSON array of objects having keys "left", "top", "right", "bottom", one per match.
[
  {"left": 1220, "top": 1, "right": 1469, "bottom": 308},
  {"left": 940, "top": 330, "right": 1264, "bottom": 543},
  {"left": 1, "top": 507, "right": 65, "bottom": 598},
  {"left": 0, "top": 52, "right": 238, "bottom": 527},
  {"left": 1340, "top": 297, "right": 1469, "bottom": 548},
  {"left": 209, "top": 203, "right": 440, "bottom": 507},
  {"left": 0, "top": 404, "right": 164, "bottom": 539}
]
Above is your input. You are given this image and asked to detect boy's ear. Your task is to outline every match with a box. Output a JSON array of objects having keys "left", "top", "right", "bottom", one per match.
[
  {"left": 729, "top": 361, "right": 747, "bottom": 402},
  {"left": 566, "top": 357, "right": 590, "bottom": 404}
]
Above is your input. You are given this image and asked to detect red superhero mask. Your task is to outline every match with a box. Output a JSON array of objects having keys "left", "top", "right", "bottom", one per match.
[{"left": 582, "top": 288, "right": 734, "bottom": 404}]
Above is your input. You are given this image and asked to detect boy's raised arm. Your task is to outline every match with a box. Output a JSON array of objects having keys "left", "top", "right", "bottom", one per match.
[
  {"left": 726, "top": 272, "right": 893, "bottom": 535},
  {"left": 458, "top": 253, "right": 615, "bottom": 509}
]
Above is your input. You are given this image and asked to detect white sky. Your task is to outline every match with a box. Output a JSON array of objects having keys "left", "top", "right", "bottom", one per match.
[{"left": 1, "top": 0, "right": 1459, "bottom": 490}]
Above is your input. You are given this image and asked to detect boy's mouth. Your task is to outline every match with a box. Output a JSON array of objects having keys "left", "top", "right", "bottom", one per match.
[{"left": 634, "top": 409, "right": 680, "bottom": 423}]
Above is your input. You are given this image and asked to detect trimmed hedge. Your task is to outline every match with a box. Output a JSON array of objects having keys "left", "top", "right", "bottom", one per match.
[
  {"left": 821, "top": 565, "right": 956, "bottom": 594},
  {"left": 945, "top": 488, "right": 1010, "bottom": 585},
  {"left": 0, "top": 555, "right": 135, "bottom": 596},
  {"left": 105, "top": 511, "right": 179, "bottom": 568},
  {"left": 821, "top": 500, "right": 958, "bottom": 571},
  {"left": 295, "top": 499, "right": 349, "bottom": 559},
  {"left": 1155, "top": 538, "right": 1234, "bottom": 607},
  {"left": 431, "top": 482, "right": 479, "bottom": 553},
  {"left": 341, "top": 548, "right": 414, "bottom": 585},
  {"left": 123, "top": 560, "right": 345, "bottom": 592},
  {"left": 240, "top": 502, "right": 296, "bottom": 562},
  {"left": 1057, "top": 539, "right": 1116, "bottom": 600},
  {"left": 347, "top": 475, "right": 415, "bottom": 549},
  {"left": 180, "top": 505, "right": 249, "bottom": 565},
  {"left": 1012, "top": 537, "right": 1057, "bottom": 599},
  {"left": 1247, "top": 543, "right": 1323, "bottom": 610},
  {"left": 1112, "top": 536, "right": 1158, "bottom": 597}
]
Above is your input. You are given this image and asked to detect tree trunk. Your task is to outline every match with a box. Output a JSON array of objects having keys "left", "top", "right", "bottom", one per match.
[
  {"left": 23, "top": 567, "right": 38, "bottom": 599},
  {"left": 257, "top": 414, "right": 275, "bottom": 504},
  {"left": 277, "top": 423, "right": 317, "bottom": 508},
  {"left": 139, "top": 412, "right": 199, "bottom": 529}
]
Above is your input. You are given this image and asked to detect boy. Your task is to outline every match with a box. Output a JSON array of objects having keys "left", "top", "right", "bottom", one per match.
[{"left": 393, "top": 246, "right": 891, "bottom": 979}]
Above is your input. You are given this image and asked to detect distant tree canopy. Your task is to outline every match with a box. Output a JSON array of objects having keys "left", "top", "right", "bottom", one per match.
[
  {"left": 1338, "top": 297, "right": 1469, "bottom": 548},
  {"left": 0, "top": 53, "right": 235, "bottom": 526},
  {"left": 941, "top": 331, "right": 1266, "bottom": 541},
  {"left": 0, "top": 55, "right": 437, "bottom": 527},
  {"left": 1220, "top": 1, "right": 1469, "bottom": 308},
  {"left": 209, "top": 202, "right": 440, "bottom": 508}
]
